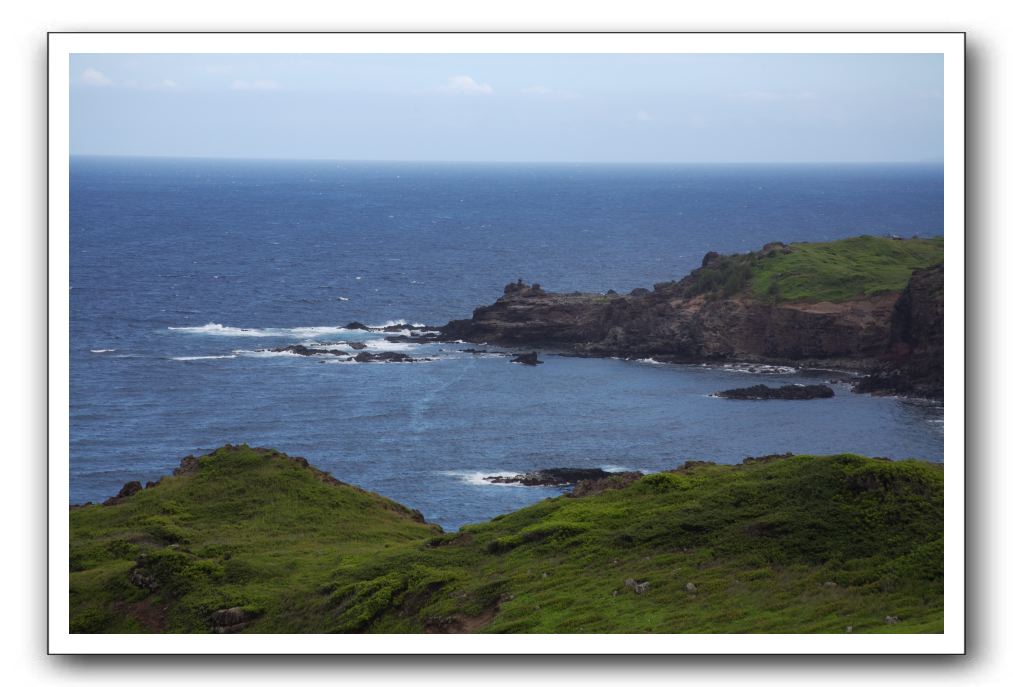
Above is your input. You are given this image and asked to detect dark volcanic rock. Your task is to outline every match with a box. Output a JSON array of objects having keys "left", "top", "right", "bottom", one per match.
[
  {"left": 434, "top": 244, "right": 941, "bottom": 399},
  {"left": 346, "top": 341, "right": 368, "bottom": 350},
  {"left": 854, "top": 264, "right": 943, "bottom": 399},
  {"left": 210, "top": 607, "right": 259, "bottom": 634},
  {"left": 456, "top": 348, "right": 511, "bottom": 357},
  {"left": 353, "top": 351, "right": 416, "bottom": 363},
  {"left": 438, "top": 272, "right": 898, "bottom": 364},
  {"left": 510, "top": 351, "right": 543, "bottom": 365},
  {"left": 503, "top": 279, "right": 546, "bottom": 298},
  {"left": 173, "top": 455, "right": 200, "bottom": 476},
  {"left": 570, "top": 471, "right": 644, "bottom": 497},
  {"left": 103, "top": 481, "right": 143, "bottom": 506},
  {"left": 386, "top": 333, "right": 438, "bottom": 344},
  {"left": 485, "top": 467, "right": 610, "bottom": 486},
  {"left": 272, "top": 344, "right": 350, "bottom": 357},
  {"left": 715, "top": 384, "right": 835, "bottom": 400},
  {"left": 344, "top": 321, "right": 370, "bottom": 330}
]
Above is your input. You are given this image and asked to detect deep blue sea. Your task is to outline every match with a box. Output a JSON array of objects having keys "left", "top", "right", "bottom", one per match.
[{"left": 70, "top": 157, "right": 945, "bottom": 529}]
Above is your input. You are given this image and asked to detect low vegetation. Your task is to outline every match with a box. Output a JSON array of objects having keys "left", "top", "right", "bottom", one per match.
[
  {"left": 70, "top": 445, "right": 943, "bottom": 634},
  {"left": 671, "top": 235, "right": 943, "bottom": 303}
]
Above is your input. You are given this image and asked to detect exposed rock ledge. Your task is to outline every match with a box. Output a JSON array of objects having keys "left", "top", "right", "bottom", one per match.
[
  {"left": 715, "top": 384, "right": 835, "bottom": 400},
  {"left": 432, "top": 246, "right": 943, "bottom": 398},
  {"left": 438, "top": 277, "right": 897, "bottom": 366}
]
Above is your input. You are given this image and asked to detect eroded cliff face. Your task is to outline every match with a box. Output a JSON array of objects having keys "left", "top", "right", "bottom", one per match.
[
  {"left": 854, "top": 264, "right": 944, "bottom": 398},
  {"left": 441, "top": 281, "right": 899, "bottom": 366}
]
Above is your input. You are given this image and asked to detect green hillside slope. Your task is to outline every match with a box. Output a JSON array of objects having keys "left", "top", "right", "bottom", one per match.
[{"left": 70, "top": 446, "right": 943, "bottom": 634}]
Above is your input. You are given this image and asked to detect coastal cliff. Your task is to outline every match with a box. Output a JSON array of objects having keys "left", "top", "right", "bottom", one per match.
[
  {"left": 855, "top": 264, "right": 944, "bottom": 399},
  {"left": 439, "top": 236, "right": 944, "bottom": 395}
]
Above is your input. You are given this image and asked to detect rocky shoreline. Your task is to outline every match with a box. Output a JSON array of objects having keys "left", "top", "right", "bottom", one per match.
[{"left": 426, "top": 241, "right": 943, "bottom": 399}]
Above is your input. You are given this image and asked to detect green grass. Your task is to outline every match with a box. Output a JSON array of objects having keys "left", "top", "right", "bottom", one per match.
[
  {"left": 70, "top": 446, "right": 943, "bottom": 634},
  {"left": 750, "top": 236, "right": 944, "bottom": 302},
  {"left": 69, "top": 445, "right": 440, "bottom": 633},
  {"left": 672, "top": 235, "right": 943, "bottom": 303}
]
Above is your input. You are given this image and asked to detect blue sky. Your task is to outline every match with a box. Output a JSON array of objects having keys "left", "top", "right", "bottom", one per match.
[{"left": 69, "top": 53, "right": 943, "bottom": 163}]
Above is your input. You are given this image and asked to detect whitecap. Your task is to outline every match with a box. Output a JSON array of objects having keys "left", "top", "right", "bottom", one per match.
[
  {"left": 171, "top": 355, "right": 237, "bottom": 361},
  {"left": 168, "top": 323, "right": 354, "bottom": 338},
  {"left": 286, "top": 326, "right": 358, "bottom": 338},
  {"left": 362, "top": 338, "right": 418, "bottom": 352},
  {"left": 233, "top": 349, "right": 300, "bottom": 358},
  {"left": 704, "top": 362, "right": 798, "bottom": 375},
  {"left": 90, "top": 349, "right": 116, "bottom": 353},
  {"left": 438, "top": 470, "right": 537, "bottom": 488},
  {"left": 599, "top": 464, "right": 640, "bottom": 473}
]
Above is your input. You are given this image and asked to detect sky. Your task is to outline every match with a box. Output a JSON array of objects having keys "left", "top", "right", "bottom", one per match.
[{"left": 69, "top": 53, "right": 944, "bottom": 163}]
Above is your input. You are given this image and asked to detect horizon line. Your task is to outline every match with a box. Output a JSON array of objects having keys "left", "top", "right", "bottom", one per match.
[{"left": 69, "top": 153, "right": 945, "bottom": 166}]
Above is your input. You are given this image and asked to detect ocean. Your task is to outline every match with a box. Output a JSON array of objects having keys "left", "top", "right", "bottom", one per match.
[{"left": 69, "top": 157, "right": 945, "bottom": 529}]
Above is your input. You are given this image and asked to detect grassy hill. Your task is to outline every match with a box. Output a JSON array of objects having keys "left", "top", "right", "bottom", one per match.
[
  {"left": 70, "top": 446, "right": 944, "bottom": 634},
  {"left": 674, "top": 235, "right": 944, "bottom": 303}
]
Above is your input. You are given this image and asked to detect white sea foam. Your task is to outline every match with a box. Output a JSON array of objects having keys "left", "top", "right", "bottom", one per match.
[
  {"left": 337, "top": 297, "right": 350, "bottom": 302},
  {"left": 169, "top": 323, "right": 275, "bottom": 337},
  {"left": 171, "top": 355, "right": 237, "bottom": 361},
  {"left": 168, "top": 323, "right": 354, "bottom": 338},
  {"left": 233, "top": 349, "right": 300, "bottom": 358},
  {"left": 439, "top": 470, "right": 533, "bottom": 488},
  {"left": 634, "top": 358, "right": 664, "bottom": 365},
  {"left": 448, "top": 466, "right": 640, "bottom": 485},
  {"left": 600, "top": 464, "right": 640, "bottom": 473},
  {"left": 287, "top": 326, "right": 358, "bottom": 338},
  {"left": 90, "top": 349, "right": 116, "bottom": 353},
  {"left": 698, "top": 362, "right": 798, "bottom": 375},
  {"left": 362, "top": 338, "right": 417, "bottom": 352},
  {"left": 169, "top": 321, "right": 429, "bottom": 339}
]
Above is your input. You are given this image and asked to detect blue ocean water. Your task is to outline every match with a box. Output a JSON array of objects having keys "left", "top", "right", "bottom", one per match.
[{"left": 70, "top": 157, "right": 945, "bottom": 529}]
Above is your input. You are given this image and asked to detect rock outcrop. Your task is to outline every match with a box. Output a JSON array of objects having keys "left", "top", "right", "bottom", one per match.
[
  {"left": 440, "top": 277, "right": 898, "bottom": 365},
  {"left": 854, "top": 264, "right": 944, "bottom": 398},
  {"left": 484, "top": 467, "right": 613, "bottom": 487},
  {"left": 437, "top": 249, "right": 943, "bottom": 397},
  {"left": 273, "top": 344, "right": 351, "bottom": 357},
  {"left": 509, "top": 351, "right": 543, "bottom": 365},
  {"left": 715, "top": 384, "right": 835, "bottom": 400},
  {"left": 103, "top": 481, "right": 142, "bottom": 506},
  {"left": 353, "top": 351, "right": 418, "bottom": 363}
]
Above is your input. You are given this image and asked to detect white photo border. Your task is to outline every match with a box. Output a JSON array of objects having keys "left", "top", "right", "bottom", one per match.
[{"left": 48, "top": 31, "right": 965, "bottom": 655}]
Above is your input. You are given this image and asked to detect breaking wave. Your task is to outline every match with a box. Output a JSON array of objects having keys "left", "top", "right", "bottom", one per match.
[{"left": 168, "top": 323, "right": 357, "bottom": 338}]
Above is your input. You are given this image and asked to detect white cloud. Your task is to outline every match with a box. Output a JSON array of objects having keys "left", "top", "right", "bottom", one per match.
[
  {"left": 160, "top": 79, "right": 179, "bottom": 89},
  {"left": 439, "top": 75, "right": 493, "bottom": 95},
  {"left": 522, "top": 85, "right": 552, "bottom": 95},
  {"left": 230, "top": 79, "right": 281, "bottom": 91},
  {"left": 636, "top": 110, "right": 655, "bottom": 123},
  {"left": 81, "top": 67, "right": 112, "bottom": 87}
]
